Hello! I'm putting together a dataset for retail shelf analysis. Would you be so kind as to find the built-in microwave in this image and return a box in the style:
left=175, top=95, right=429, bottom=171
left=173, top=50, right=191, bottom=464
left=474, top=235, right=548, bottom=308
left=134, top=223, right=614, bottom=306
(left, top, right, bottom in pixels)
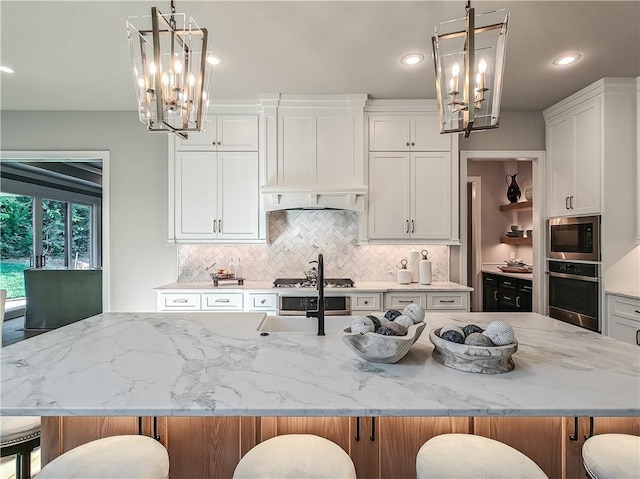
left=548, top=215, right=600, bottom=262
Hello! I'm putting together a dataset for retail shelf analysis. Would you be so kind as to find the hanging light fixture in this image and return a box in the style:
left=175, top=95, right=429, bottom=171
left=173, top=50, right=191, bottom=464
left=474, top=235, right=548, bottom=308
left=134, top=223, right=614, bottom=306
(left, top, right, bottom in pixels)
left=126, top=1, right=215, bottom=139
left=432, top=1, right=509, bottom=137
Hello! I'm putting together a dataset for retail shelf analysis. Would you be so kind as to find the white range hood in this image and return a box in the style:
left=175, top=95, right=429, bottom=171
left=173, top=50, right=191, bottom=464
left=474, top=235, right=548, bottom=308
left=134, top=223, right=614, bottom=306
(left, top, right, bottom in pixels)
left=261, top=185, right=367, bottom=212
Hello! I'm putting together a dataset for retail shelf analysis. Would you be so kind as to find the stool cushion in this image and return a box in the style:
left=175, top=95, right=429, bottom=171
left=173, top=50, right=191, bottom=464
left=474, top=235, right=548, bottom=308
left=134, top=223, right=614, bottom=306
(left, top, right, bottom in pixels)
left=1, top=416, right=41, bottom=445
left=582, top=434, right=640, bottom=479
left=36, top=435, right=169, bottom=479
left=416, top=434, right=548, bottom=479
left=233, top=434, right=356, bottom=479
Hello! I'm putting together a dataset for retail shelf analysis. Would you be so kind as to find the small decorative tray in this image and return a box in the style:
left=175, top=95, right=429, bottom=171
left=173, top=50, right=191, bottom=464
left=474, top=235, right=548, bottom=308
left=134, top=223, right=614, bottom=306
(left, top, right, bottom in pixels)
left=340, top=322, right=426, bottom=364
left=429, top=328, right=518, bottom=374
left=209, top=273, right=244, bottom=287
left=498, top=266, right=532, bottom=273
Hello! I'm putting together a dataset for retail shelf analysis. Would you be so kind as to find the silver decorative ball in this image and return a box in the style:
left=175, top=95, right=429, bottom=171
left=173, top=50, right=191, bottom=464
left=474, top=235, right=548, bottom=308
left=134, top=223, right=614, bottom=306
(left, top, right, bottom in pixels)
left=403, top=303, right=425, bottom=323
left=464, top=332, right=495, bottom=347
left=394, top=314, right=413, bottom=329
left=483, top=320, right=515, bottom=346
left=379, top=317, right=408, bottom=336
left=351, top=316, right=375, bottom=335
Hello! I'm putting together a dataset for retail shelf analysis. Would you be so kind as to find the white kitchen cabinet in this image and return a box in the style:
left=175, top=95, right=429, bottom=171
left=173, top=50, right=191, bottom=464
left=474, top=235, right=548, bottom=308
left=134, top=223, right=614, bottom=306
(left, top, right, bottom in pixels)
left=175, top=115, right=259, bottom=151
left=277, top=107, right=352, bottom=186
left=368, top=152, right=452, bottom=239
left=426, top=291, right=469, bottom=311
left=245, top=293, right=278, bottom=316
left=157, top=292, right=201, bottom=311
left=606, top=293, right=640, bottom=346
left=174, top=151, right=259, bottom=241
left=368, top=114, right=450, bottom=152
left=350, top=293, right=383, bottom=313
left=546, top=96, right=601, bottom=217
left=384, top=292, right=427, bottom=310
left=202, top=292, right=244, bottom=311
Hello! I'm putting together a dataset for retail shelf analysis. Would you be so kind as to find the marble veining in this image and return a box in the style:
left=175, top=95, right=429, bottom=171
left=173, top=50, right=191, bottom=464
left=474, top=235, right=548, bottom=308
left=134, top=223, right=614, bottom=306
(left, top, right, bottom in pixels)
left=1, top=312, right=638, bottom=417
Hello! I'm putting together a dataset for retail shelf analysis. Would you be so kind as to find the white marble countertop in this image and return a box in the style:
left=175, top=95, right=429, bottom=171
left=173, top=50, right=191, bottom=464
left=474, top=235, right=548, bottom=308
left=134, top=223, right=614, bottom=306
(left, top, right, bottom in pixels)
left=2, top=312, right=638, bottom=418
left=156, top=280, right=473, bottom=293
left=605, top=290, right=640, bottom=301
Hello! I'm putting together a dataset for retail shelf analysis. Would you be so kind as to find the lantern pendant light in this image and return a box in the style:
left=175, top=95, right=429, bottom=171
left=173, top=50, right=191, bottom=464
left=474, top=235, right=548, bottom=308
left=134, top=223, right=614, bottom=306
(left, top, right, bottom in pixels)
left=126, top=1, right=215, bottom=140
left=432, top=1, right=509, bottom=137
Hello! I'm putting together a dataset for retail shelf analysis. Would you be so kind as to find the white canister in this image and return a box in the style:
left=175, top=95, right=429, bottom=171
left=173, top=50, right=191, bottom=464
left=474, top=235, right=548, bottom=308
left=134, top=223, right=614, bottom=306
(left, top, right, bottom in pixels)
left=419, top=249, right=432, bottom=285
left=398, top=259, right=412, bottom=284
left=408, top=249, right=420, bottom=283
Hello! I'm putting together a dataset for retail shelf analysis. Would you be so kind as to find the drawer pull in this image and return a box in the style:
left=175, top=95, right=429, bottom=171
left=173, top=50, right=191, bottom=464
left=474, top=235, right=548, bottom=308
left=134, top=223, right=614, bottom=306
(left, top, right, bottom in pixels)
left=215, top=299, right=230, bottom=303
left=172, top=299, right=189, bottom=303
left=503, top=296, right=512, bottom=301
left=438, top=300, right=455, bottom=303
left=260, top=299, right=267, bottom=304
left=635, top=310, right=640, bottom=314
left=636, top=330, right=640, bottom=346
left=364, top=300, right=369, bottom=305
left=398, top=300, right=414, bottom=304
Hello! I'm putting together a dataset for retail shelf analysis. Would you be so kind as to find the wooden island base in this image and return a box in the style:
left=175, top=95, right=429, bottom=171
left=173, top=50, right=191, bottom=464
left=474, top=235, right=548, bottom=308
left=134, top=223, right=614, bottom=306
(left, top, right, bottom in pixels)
left=42, top=415, right=640, bottom=479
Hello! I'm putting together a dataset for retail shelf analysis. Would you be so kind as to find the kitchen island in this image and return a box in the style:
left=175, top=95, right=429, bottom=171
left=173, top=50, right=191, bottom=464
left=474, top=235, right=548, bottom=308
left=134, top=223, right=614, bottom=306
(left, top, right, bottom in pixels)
left=2, top=311, right=638, bottom=478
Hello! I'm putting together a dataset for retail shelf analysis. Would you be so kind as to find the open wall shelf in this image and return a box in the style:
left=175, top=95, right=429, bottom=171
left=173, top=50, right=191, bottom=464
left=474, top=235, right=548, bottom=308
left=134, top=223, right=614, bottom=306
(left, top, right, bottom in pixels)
left=499, top=200, right=533, bottom=212
left=500, top=236, right=533, bottom=245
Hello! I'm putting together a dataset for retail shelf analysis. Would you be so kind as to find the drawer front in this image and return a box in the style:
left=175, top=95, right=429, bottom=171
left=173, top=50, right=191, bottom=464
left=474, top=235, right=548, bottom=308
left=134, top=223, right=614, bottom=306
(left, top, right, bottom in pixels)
left=158, top=293, right=201, bottom=311
left=608, top=295, right=640, bottom=321
left=385, top=293, right=427, bottom=310
left=499, top=289, right=517, bottom=308
left=498, top=277, right=517, bottom=290
left=202, top=293, right=244, bottom=311
left=483, top=273, right=498, bottom=285
left=246, top=293, right=278, bottom=311
left=427, top=292, right=469, bottom=311
left=351, top=293, right=382, bottom=311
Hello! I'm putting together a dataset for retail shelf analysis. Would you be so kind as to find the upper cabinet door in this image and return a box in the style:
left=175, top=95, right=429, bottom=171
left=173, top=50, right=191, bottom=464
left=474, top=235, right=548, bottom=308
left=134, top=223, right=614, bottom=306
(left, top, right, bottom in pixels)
left=368, top=152, right=411, bottom=239
left=411, top=152, right=451, bottom=239
left=547, top=115, right=574, bottom=218
left=571, top=97, right=601, bottom=216
left=217, top=116, right=259, bottom=151
left=218, top=152, right=260, bottom=240
left=411, top=114, right=450, bottom=151
left=368, top=116, right=411, bottom=151
left=175, top=152, right=218, bottom=239
left=175, top=115, right=258, bottom=151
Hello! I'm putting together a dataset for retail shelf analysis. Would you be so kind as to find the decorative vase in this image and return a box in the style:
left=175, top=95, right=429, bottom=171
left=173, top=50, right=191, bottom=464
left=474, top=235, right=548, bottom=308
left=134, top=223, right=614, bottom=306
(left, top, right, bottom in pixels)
left=505, top=174, right=521, bottom=204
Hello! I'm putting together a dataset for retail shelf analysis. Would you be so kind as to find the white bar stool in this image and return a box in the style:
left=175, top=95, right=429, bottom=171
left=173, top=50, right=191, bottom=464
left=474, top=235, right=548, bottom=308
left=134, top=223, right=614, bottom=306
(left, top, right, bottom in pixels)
left=36, top=435, right=169, bottom=479
left=233, top=434, right=357, bottom=479
left=416, top=433, right=548, bottom=479
left=1, top=416, right=41, bottom=479
left=582, top=433, right=640, bottom=479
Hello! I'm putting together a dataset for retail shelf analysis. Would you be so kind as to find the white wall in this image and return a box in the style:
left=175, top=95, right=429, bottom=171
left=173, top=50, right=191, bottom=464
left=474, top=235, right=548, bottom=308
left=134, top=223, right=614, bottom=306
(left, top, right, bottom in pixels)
left=460, top=111, right=545, bottom=151
left=0, top=111, right=178, bottom=311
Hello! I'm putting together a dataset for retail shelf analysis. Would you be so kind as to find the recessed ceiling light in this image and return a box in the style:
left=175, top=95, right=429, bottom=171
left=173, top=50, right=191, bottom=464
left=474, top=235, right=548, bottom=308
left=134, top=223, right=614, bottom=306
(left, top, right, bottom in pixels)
left=553, top=53, right=581, bottom=66
left=207, top=54, right=224, bottom=66
left=0, top=65, right=15, bottom=74
left=401, top=53, right=425, bottom=66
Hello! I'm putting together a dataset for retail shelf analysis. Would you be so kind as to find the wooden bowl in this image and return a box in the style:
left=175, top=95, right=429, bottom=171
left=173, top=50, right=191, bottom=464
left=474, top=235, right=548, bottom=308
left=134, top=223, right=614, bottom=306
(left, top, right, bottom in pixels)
left=429, top=328, right=518, bottom=374
left=340, top=322, right=426, bottom=364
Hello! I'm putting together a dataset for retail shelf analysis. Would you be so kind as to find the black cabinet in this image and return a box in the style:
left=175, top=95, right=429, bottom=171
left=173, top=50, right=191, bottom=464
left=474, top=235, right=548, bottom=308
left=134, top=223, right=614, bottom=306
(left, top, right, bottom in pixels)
left=483, top=272, right=532, bottom=312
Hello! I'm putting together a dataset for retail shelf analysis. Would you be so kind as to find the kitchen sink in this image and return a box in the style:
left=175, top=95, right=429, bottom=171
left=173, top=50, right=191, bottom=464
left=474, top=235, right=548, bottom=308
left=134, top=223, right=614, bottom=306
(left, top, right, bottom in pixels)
left=257, top=315, right=358, bottom=334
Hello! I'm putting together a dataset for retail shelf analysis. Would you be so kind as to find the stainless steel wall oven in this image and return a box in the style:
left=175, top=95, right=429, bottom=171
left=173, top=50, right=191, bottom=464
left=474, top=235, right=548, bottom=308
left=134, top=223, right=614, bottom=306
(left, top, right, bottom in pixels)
left=547, top=260, right=600, bottom=332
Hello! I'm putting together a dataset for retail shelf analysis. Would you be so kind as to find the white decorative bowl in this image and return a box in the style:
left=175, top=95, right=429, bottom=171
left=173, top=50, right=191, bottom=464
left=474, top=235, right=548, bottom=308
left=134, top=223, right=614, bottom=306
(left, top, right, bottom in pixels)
left=429, top=328, right=518, bottom=374
left=340, top=322, right=426, bottom=363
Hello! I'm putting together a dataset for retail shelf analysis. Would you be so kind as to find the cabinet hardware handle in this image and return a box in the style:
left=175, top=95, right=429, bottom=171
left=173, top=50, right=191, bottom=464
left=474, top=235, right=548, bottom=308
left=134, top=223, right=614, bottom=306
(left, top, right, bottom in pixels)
left=354, top=417, right=360, bottom=441
left=570, top=195, right=574, bottom=209
left=218, top=219, right=222, bottom=232
left=213, top=220, right=217, bottom=233
left=516, top=296, right=521, bottom=308
left=172, top=299, right=188, bottom=303
left=569, top=416, right=579, bottom=441
left=260, top=299, right=267, bottom=304
left=503, top=296, right=512, bottom=301
left=504, top=281, right=512, bottom=286
left=635, top=310, right=640, bottom=314
left=406, top=220, right=409, bottom=233
left=215, top=299, right=230, bottom=303
left=584, top=416, right=594, bottom=440
left=364, top=301, right=369, bottom=305
left=406, top=142, right=410, bottom=147
left=411, top=142, right=415, bottom=146
left=411, top=219, right=415, bottom=233
left=439, top=300, right=455, bottom=303
left=494, top=291, right=498, bottom=301
left=369, top=417, right=376, bottom=442
left=636, top=329, right=640, bottom=346
left=565, top=196, right=570, bottom=209
left=398, top=300, right=414, bottom=303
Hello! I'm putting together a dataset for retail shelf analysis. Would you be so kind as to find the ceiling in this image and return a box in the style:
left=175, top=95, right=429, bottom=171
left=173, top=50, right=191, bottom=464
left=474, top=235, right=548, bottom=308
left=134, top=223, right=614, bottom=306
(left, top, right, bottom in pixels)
left=1, top=1, right=639, bottom=112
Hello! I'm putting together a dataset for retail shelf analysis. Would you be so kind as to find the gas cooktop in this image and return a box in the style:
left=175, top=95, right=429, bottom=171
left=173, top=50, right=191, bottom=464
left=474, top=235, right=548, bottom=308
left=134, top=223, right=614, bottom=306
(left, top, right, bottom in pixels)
left=273, top=278, right=355, bottom=288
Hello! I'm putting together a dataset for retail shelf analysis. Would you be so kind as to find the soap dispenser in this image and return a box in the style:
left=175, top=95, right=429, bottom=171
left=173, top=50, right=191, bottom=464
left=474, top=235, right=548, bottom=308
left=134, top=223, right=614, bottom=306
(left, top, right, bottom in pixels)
left=419, top=250, right=432, bottom=285
left=397, top=259, right=412, bottom=284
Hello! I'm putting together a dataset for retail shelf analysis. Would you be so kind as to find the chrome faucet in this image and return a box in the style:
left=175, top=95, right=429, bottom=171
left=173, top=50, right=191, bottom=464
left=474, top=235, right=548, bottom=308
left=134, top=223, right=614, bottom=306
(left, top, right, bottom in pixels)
left=306, top=254, right=325, bottom=336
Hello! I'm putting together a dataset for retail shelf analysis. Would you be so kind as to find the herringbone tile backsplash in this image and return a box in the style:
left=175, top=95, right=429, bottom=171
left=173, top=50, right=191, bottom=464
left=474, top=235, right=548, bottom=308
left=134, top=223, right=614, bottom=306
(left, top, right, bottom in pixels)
left=178, top=210, right=449, bottom=282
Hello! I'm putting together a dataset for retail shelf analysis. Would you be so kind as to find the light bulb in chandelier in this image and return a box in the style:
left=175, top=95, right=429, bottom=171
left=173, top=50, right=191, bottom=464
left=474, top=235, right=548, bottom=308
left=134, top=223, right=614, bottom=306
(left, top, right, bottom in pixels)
left=475, top=57, right=488, bottom=107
